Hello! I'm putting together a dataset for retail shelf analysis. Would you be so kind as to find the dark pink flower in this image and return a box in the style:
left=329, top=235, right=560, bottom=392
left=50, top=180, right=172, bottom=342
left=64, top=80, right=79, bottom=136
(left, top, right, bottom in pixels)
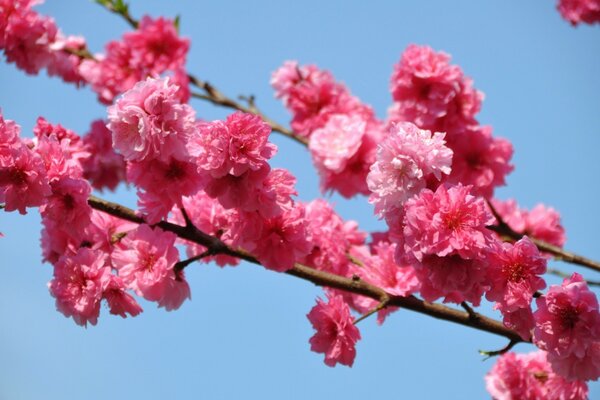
left=103, top=275, right=143, bottom=319
left=307, top=293, right=361, bottom=367
left=402, top=184, right=495, bottom=262
left=81, top=120, right=126, bottom=191
left=486, top=237, right=547, bottom=310
left=534, top=273, right=600, bottom=381
left=388, top=44, right=483, bottom=134
left=225, top=112, right=276, bottom=176
left=558, top=0, right=600, bottom=25
left=48, top=247, right=111, bottom=327
left=445, top=125, right=513, bottom=198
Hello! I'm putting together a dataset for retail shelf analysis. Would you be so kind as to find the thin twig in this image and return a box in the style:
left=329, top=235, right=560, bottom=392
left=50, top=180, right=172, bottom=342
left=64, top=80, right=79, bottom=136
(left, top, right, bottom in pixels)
left=547, top=268, right=600, bottom=287
left=174, top=250, right=213, bottom=273
left=354, top=297, right=390, bottom=325
left=479, top=339, right=518, bottom=360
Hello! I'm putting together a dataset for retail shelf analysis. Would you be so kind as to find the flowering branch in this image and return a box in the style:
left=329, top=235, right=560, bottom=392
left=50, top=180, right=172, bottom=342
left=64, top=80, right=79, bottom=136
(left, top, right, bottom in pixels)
left=486, top=200, right=600, bottom=274
left=94, top=0, right=308, bottom=146
left=87, top=195, right=524, bottom=344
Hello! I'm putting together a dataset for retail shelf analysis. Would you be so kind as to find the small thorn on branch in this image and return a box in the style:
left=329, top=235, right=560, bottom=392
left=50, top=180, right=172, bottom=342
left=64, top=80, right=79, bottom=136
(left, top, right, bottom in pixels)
left=174, top=250, right=213, bottom=273
left=354, top=296, right=390, bottom=325
left=479, top=339, right=518, bottom=360
left=179, top=206, right=194, bottom=229
left=461, top=301, right=479, bottom=321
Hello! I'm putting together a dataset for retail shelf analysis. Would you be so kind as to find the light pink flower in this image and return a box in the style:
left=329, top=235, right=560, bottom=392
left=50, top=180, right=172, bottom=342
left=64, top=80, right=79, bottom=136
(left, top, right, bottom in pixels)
left=534, top=273, right=600, bottom=380
left=307, top=293, right=361, bottom=367
left=558, top=0, right=600, bottom=25
left=107, top=77, right=196, bottom=162
left=402, top=184, right=495, bottom=262
left=310, top=114, right=366, bottom=174
left=445, top=125, right=513, bottom=198
left=47, top=34, right=86, bottom=85
left=192, top=120, right=230, bottom=176
left=111, top=224, right=190, bottom=310
left=33, top=117, right=89, bottom=165
left=48, top=247, right=111, bottom=327
left=367, top=122, right=452, bottom=217
left=81, top=120, right=126, bottom=191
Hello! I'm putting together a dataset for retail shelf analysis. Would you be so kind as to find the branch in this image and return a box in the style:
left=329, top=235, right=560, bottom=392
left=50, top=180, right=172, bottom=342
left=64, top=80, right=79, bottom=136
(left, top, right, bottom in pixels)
left=547, top=268, right=600, bottom=288
left=486, top=200, right=600, bottom=274
left=479, top=339, right=519, bottom=360
left=94, top=0, right=308, bottom=146
left=87, top=195, right=524, bottom=344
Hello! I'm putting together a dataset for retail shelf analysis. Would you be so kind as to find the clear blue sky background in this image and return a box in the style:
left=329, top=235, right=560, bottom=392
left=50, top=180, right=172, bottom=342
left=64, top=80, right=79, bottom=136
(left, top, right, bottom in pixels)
left=1, top=1, right=599, bottom=399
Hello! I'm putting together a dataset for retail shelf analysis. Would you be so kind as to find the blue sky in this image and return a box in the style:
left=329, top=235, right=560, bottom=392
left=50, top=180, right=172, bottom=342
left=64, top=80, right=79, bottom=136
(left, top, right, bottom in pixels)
left=1, top=1, right=599, bottom=399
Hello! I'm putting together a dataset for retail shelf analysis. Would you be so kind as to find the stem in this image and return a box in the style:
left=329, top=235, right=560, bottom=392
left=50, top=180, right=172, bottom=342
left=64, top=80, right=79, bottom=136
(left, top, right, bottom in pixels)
left=88, top=195, right=524, bottom=344
left=479, top=339, right=519, bottom=359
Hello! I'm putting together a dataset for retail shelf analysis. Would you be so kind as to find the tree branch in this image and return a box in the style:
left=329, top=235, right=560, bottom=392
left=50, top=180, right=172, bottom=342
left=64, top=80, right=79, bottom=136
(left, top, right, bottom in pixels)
left=87, top=195, right=524, bottom=344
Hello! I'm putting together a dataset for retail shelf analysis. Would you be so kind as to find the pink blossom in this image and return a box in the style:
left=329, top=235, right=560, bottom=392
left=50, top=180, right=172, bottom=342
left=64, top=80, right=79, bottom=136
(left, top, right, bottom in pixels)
left=107, top=77, right=197, bottom=162
left=388, top=44, right=483, bottom=134
left=85, top=210, right=137, bottom=254
left=33, top=134, right=82, bottom=182
left=33, top=117, right=89, bottom=165
left=486, top=237, right=547, bottom=310
left=402, top=184, right=496, bottom=262
left=127, top=155, right=206, bottom=223
left=79, top=16, right=189, bottom=104
left=497, top=303, right=536, bottom=341
left=0, top=143, right=50, bottom=214
left=47, top=34, right=86, bottom=85
left=225, top=112, right=277, bottom=176
left=0, top=0, right=57, bottom=74
left=485, top=350, right=588, bottom=400
left=271, top=61, right=375, bottom=137
left=558, top=0, right=600, bottom=25
left=302, top=199, right=366, bottom=276
left=192, top=120, right=230, bottom=176
left=40, top=177, right=92, bottom=236
left=309, top=114, right=366, bottom=174
left=533, top=273, right=600, bottom=380
left=124, top=16, right=189, bottom=73
left=352, top=240, right=420, bottom=298
left=81, top=119, right=126, bottom=191
left=316, top=118, right=383, bottom=198
left=416, top=253, right=489, bottom=306
left=233, top=205, right=312, bottom=272
left=445, top=125, right=513, bottom=198
left=48, top=247, right=111, bottom=327
left=111, top=224, right=190, bottom=310
left=491, top=199, right=566, bottom=249
left=174, top=192, right=240, bottom=267
left=307, top=293, right=361, bottom=367
left=103, top=275, right=143, bottom=319
left=367, top=122, right=452, bottom=217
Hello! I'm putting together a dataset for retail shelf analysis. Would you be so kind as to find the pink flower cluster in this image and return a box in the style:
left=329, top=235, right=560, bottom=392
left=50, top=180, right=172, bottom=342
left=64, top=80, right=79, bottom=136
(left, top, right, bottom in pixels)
left=387, top=45, right=513, bottom=198
left=307, top=293, right=361, bottom=367
left=80, top=15, right=189, bottom=104
left=486, top=351, right=588, bottom=400
left=558, top=0, right=600, bottom=25
left=272, top=61, right=383, bottom=198
left=0, top=0, right=85, bottom=84
left=534, top=273, right=600, bottom=381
